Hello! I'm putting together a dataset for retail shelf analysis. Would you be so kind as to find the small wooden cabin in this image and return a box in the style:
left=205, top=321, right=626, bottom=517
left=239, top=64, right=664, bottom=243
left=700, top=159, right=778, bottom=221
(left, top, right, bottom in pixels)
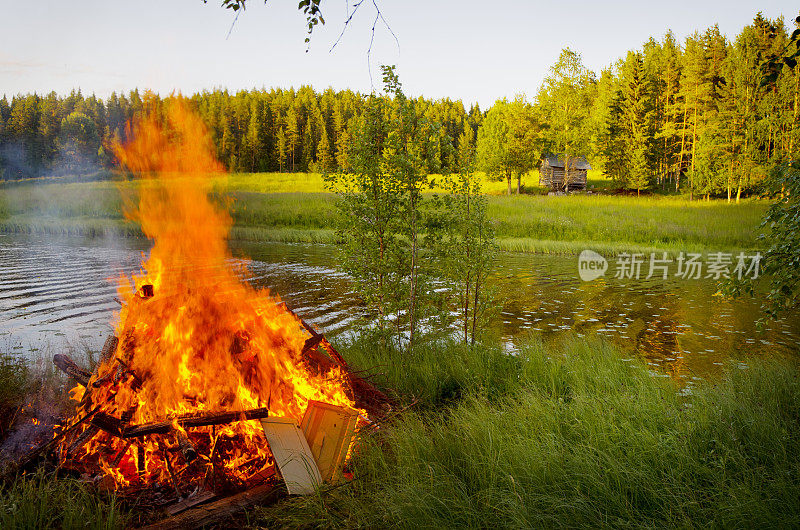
left=539, top=155, right=591, bottom=191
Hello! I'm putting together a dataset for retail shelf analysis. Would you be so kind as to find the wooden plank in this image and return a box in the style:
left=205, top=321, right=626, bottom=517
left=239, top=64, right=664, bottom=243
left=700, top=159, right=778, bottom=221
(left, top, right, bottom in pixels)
left=165, top=490, right=218, bottom=517
left=300, top=401, right=359, bottom=483
left=141, top=483, right=279, bottom=529
left=261, top=417, right=322, bottom=495
left=122, top=407, right=271, bottom=438
left=52, top=354, right=91, bottom=387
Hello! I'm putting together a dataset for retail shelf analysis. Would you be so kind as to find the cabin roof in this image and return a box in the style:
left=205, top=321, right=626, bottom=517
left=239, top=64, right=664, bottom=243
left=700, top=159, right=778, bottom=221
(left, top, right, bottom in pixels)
left=541, top=155, right=591, bottom=170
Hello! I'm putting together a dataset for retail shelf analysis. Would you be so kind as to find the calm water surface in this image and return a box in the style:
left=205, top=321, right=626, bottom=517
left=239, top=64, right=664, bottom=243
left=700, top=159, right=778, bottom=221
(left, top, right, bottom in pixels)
left=1, top=233, right=797, bottom=383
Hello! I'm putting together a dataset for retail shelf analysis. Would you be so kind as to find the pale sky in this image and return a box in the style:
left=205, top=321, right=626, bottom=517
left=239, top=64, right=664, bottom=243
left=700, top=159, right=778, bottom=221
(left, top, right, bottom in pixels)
left=1, top=0, right=797, bottom=109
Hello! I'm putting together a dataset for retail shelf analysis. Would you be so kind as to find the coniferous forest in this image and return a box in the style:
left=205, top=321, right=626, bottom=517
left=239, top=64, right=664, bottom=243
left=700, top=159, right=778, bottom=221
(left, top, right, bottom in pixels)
left=1, top=12, right=798, bottom=202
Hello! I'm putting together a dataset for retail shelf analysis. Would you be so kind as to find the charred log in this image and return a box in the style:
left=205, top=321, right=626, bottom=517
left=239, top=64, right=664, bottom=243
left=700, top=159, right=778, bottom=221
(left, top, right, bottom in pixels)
left=140, top=284, right=154, bottom=298
left=66, top=425, right=100, bottom=456
left=52, top=354, right=91, bottom=387
left=100, top=335, right=119, bottom=363
left=142, top=483, right=279, bottom=530
left=165, top=490, right=217, bottom=517
left=301, top=334, right=324, bottom=355
left=137, top=444, right=146, bottom=480
left=122, top=407, right=271, bottom=439
left=159, top=441, right=182, bottom=499
left=283, top=302, right=395, bottom=416
left=175, top=429, right=198, bottom=463
left=90, top=411, right=123, bottom=436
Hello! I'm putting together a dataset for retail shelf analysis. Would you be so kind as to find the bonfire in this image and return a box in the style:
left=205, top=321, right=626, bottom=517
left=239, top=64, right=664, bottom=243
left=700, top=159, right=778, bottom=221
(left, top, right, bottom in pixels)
left=7, top=99, right=391, bottom=524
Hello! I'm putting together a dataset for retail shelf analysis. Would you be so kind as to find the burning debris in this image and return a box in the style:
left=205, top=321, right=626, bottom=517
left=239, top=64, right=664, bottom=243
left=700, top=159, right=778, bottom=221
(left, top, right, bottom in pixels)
left=3, top=99, right=393, bottom=525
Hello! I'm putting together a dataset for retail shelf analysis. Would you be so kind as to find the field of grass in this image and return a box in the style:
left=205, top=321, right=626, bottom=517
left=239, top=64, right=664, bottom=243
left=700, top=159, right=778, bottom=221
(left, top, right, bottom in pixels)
left=0, top=172, right=767, bottom=255
left=212, top=169, right=610, bottom=195
left=0, top=471, right=126, bottom=529
left=264, top=335, right=800, bottom=527
left=488, top=193, right=765, bottom=253
left=1, top=336, right=798, bottom=528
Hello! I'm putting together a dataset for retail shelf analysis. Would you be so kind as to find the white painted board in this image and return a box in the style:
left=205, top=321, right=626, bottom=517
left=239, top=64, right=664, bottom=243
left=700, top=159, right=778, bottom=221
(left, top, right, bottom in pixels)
left=260, top=417, right=323, bottom=495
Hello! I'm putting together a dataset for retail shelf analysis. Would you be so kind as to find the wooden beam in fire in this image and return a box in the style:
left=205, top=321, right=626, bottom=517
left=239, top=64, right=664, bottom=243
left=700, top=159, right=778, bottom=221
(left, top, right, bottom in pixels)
left=121, top=407, right=271, bottom=439
left=279, top=301, right=396, bottom=417
left=54, top=341, right=124, bottom=456
left=52, top=354, right=91, bottom=387
left=53, top=334, right=120, bottom=390
left=174, top=428, right=198, bottom=463
left=279, top=301, right=349, bottom=371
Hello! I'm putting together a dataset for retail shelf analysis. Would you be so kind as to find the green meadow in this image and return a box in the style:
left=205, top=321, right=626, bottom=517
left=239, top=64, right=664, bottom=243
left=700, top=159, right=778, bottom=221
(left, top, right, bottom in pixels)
left=2, top=336, right=798, bottom=528
left=0, top=171, right=767, bottom=255
left=258, top=336, right=800, bottom=528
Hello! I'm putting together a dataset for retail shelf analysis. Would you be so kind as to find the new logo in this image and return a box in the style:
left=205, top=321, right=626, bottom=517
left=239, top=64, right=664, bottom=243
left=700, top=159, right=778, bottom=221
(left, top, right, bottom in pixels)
left=578, top=250, right=608, bottom=281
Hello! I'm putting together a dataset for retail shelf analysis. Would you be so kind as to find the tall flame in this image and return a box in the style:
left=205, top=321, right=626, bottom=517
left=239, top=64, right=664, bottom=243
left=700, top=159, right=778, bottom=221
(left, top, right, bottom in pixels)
left=63, top=97, right=357, bottom=491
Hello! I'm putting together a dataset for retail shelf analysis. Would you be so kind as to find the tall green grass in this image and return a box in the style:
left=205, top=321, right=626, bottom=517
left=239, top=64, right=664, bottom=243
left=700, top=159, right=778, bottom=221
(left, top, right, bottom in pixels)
left=257, top=336, right=800, bottom=528
left=487, top=194, right=766, bottom=253
left=0, top=173, right=767, bottom=254
left=0, top=471, right=126, bottom=529
left=227, top=191, right=337, bottom=230
left=0, top=354, right=29, bottom=439
left=1, top=337, right=797, bottom=527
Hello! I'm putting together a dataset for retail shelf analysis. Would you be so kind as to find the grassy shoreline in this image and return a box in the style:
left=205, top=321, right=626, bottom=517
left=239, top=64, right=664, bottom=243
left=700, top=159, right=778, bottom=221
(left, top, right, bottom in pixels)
left=0, top=172, right=768, bottom=256
left=0, top=219, right=757, bottom=257
left=263, top=336, right=800, bottom=528
left=2, top=336, right=798, bottom=528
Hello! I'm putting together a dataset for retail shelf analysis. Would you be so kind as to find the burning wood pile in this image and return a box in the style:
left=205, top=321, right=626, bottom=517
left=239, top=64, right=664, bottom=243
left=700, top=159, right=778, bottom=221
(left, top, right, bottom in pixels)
left=4, top=99, right=393, bottom=526
left=42, top=301, right=388, bottom=520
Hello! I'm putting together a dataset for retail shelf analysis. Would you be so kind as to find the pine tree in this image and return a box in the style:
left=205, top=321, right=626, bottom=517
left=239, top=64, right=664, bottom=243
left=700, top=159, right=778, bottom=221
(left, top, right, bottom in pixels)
left=244, top=99, right=265, bottom=172
left=316, top=125, right=333, bottom=172
left=276, top=126, right=287, bottom=173
left=602, top=75, right=630, bottom=186
left=301, top=122, right=314, bottom=171
left=679, top=33, right=711, bottom=199
left=286, top=107, right=300, bottom=171
left=335, top=124, right=351, bottom=171
left=620, top=52, right=654, bottom=195
left=715, top=16, right=772, bottom=202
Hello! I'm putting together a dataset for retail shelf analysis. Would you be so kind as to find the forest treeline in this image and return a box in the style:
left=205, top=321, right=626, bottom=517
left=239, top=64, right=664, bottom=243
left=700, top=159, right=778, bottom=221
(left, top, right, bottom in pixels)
left=0, top=84, right=482, bottom=178
left=0, top=13, right=797, bottom=199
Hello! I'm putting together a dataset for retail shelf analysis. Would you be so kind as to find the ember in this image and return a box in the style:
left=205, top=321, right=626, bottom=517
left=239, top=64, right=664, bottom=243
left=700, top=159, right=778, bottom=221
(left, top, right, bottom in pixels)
left=32, top=98, right=391, bottom=506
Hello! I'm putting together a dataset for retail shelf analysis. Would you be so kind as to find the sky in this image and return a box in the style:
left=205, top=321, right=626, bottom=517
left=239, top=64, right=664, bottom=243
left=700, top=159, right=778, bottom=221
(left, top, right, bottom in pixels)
left=1, top=0, right=798, bottom=109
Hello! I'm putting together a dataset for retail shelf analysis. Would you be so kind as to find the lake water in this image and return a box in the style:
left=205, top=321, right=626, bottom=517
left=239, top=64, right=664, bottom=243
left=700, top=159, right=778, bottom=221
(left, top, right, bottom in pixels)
left=1, top=233, right=797, bottom=384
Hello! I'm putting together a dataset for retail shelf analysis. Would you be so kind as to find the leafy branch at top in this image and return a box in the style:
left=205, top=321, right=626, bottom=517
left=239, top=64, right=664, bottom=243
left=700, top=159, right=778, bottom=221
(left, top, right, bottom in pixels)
left=204, top=0, right=394, bottom=57
left=204, top=0, right=325, bottom=48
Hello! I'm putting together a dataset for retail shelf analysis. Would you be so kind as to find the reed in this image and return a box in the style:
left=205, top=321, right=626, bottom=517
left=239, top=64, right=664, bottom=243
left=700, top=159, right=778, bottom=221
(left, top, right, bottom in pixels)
left=259, top=335, right=800, bottom=528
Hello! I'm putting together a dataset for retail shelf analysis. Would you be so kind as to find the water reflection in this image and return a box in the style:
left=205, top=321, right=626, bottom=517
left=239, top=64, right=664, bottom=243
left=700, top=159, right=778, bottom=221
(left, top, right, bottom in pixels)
left=490, top=253, right=799, bottom=378
left=0, top=233, right=797, bottom=379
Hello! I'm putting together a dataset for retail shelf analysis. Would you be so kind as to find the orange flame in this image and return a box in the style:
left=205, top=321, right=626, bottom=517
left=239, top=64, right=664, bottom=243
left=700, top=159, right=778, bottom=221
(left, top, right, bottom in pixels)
left=63, top=97, right=358, bottom=491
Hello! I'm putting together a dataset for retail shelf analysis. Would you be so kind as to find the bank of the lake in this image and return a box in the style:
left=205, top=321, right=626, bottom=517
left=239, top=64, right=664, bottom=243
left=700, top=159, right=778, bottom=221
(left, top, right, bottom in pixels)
left=257, top=336, right=800, bottom=528
left=0, top=172, right=767, bottom=256
left=2, top=336, right=799, bottom=528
